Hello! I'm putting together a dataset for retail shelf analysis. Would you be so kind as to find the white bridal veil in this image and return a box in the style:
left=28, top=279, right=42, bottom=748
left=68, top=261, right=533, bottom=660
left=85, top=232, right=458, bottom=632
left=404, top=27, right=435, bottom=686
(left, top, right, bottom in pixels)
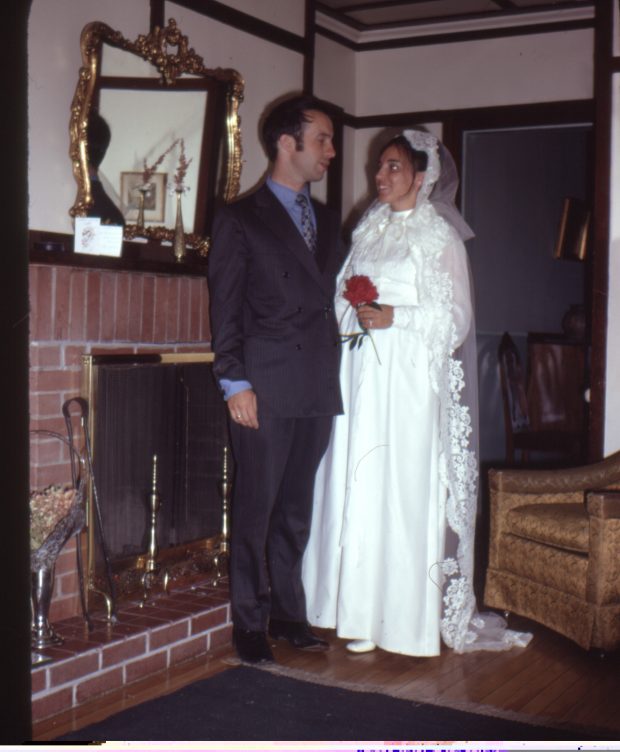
left=402, top=129, right=531, bottom=652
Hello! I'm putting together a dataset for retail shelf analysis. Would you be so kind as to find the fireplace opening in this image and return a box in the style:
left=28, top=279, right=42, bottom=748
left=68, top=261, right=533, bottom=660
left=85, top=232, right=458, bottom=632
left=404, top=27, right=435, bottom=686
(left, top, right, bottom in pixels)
left=81, top=353, right=230, bottom=606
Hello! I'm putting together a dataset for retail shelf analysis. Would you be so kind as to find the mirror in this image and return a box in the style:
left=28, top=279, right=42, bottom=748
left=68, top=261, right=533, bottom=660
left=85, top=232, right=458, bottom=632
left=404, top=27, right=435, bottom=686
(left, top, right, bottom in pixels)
left=69, top=19, right=244, bottom=256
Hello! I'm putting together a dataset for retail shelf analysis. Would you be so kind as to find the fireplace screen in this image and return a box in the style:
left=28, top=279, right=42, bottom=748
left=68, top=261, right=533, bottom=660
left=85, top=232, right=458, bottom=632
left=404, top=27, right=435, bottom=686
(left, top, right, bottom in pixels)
left=81, top=353, right=229, bottom=603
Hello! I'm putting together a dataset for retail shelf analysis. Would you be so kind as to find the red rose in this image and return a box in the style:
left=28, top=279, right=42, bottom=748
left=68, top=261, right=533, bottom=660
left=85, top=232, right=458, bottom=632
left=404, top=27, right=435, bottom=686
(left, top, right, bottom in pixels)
left=343, top=275, right=379, bottom=308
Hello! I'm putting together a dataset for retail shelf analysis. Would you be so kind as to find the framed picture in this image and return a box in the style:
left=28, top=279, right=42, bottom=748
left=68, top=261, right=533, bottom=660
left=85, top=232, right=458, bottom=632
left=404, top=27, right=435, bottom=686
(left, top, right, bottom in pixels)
left=120, top=171, right=167, bottom=223
left=553, top=197, right=590, bottom=262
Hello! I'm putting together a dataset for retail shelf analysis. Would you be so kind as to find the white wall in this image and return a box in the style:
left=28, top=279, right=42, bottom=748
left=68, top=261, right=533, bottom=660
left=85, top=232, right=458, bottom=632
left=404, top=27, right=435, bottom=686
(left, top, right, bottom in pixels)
left=207, top=0, right=305, bottom=35
left=355, top=29, right=593, bottom=116
left=314, top=34, right=356, bottom=114
left=604, top=1, right=620, bottom=455
left=28, top=0, right=150, bottom=234
left=605, top=76, right=620, bottom=455
left=28, top=0, right=306, bottom=234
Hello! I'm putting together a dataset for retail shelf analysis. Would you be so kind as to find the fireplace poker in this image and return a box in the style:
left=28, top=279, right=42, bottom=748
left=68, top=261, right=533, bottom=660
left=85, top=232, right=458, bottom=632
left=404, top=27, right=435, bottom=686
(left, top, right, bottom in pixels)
left=60, top=403, right=91, bottom=630
left=62, top=397, right=117, bottom=621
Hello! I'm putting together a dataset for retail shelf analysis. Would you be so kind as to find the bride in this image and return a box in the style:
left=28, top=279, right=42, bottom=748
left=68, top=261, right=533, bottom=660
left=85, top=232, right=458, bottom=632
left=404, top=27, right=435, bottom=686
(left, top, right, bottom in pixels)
left=302, top=129, right=531, bottom=656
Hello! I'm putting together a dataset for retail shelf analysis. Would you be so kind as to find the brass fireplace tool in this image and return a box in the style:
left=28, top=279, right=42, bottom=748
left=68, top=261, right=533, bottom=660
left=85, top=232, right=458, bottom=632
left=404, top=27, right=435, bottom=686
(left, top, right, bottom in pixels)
left=210, top=444, right=231, bottom=585
left=139, top=454, right=169, bottom=606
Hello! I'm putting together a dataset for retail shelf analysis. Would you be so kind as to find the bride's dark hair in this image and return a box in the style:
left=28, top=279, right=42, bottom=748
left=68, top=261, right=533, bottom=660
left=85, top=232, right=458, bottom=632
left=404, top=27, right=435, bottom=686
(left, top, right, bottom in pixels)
left=380, top=135, right=428, bottom=173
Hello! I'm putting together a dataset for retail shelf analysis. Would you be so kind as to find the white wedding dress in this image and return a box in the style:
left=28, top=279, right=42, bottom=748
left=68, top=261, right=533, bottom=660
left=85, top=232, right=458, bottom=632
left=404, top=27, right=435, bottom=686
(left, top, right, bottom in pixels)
left=303, top=199, right=531, bottom=656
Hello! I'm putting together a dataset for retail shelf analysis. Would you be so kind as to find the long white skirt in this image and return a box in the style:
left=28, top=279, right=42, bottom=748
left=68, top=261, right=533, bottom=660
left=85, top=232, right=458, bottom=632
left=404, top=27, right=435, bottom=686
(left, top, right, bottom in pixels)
left=302, top=306, right=447, bottom=656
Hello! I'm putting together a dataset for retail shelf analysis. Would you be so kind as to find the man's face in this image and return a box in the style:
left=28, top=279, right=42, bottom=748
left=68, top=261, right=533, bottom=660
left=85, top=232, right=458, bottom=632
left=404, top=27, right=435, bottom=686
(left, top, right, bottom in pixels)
left=289, top=109, right=336, bottom=184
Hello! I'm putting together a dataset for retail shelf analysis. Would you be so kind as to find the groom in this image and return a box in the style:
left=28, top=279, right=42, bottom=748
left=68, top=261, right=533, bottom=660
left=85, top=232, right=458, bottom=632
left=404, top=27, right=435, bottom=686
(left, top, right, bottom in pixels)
left=208, top=95, right=345, bottom=663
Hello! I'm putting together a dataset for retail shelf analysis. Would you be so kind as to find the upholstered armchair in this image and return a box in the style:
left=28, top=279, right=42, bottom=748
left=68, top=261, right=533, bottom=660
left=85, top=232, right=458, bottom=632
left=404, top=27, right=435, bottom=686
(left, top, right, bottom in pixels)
left=484, top=451, right=620, bottom=651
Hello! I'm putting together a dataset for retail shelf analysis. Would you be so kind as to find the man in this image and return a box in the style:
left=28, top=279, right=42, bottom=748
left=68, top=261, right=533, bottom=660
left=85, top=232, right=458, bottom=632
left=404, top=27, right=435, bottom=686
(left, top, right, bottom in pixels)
left=208, top=95, right=345, bottom=663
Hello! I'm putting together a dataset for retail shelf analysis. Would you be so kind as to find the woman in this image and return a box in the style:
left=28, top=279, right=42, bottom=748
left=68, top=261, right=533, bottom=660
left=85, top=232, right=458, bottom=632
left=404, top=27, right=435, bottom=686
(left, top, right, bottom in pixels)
left=302, top=130, right=530, bottom=656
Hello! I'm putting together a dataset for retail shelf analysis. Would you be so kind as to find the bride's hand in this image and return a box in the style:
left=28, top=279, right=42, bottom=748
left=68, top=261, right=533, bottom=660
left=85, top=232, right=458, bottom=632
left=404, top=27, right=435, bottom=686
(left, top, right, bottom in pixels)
left=357, top=303, right=394, bottom=330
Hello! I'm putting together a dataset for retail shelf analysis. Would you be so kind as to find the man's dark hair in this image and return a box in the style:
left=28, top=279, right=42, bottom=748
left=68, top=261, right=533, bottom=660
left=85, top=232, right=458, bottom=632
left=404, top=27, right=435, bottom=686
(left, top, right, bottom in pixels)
left=380, top=134, right=428, bottom=174
left=261, top=95, right=328, bottom=162
left=87, top=111, right=112, bottom=169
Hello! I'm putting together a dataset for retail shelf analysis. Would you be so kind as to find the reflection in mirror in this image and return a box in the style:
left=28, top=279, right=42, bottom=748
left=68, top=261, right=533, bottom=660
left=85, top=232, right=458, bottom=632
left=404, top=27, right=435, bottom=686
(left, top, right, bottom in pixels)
left=69, top=19, right=244, bottom=257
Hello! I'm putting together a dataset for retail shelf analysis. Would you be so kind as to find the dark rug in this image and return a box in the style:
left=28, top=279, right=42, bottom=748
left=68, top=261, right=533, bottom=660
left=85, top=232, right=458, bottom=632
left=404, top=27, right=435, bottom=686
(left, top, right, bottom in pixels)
left=57, top=665, right=607, bottom=742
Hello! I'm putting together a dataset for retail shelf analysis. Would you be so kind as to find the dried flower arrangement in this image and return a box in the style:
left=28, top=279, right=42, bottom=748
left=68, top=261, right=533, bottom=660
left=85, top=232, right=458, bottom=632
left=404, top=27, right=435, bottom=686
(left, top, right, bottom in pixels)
left=141, top=139, right=180, bottom=187
left=30, top=484, right=76, bottom=550
left=172, top=138, right=193, bottom=194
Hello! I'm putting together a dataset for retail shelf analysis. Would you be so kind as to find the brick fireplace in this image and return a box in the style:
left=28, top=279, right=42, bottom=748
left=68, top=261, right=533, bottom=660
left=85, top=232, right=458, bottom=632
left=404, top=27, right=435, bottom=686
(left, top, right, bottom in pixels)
left=28, top=255, right=233, bottom=722
left=29, top=259, right=212, bottom=622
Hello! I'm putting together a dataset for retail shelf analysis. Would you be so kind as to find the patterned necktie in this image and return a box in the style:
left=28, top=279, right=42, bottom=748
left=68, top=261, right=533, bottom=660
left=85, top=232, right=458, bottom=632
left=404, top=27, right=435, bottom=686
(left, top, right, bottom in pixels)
left=296, top=193, right=317, bottom=253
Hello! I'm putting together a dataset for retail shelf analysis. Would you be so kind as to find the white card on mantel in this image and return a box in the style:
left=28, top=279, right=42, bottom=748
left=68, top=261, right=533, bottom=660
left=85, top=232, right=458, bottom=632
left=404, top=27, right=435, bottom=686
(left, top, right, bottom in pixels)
left=74, top=217, right=123, bottom=257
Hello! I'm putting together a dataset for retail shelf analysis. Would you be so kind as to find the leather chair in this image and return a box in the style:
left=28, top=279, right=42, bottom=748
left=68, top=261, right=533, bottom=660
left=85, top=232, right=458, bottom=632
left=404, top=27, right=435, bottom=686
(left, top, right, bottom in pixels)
left=498, top=332, right=583, bottom=464
left=484, top=451, right=620, bottom=651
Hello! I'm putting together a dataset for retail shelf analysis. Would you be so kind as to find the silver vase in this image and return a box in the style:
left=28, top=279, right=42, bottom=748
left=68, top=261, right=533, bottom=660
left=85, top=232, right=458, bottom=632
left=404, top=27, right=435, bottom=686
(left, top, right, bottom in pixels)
left=31, top=565, right=63, bottom=649
left=136, top=186, right=148, bottom=229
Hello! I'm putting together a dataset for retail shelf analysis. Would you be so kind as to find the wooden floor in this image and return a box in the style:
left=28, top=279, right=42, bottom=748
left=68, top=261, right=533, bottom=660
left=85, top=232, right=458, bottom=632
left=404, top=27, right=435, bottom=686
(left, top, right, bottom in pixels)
left=33, top=614, right=620, bottom=742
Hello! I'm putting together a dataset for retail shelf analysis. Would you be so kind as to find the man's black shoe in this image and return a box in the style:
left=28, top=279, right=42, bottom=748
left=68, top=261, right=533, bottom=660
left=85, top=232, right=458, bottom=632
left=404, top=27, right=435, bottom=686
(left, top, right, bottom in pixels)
left=268, top=619, right=329, bottom=651
left=232, top=627, right=274, bottom=663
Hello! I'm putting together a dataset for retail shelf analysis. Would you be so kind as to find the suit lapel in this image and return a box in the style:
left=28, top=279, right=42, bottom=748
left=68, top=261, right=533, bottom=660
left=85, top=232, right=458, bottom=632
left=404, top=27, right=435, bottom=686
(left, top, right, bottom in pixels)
left=313, top=201, right=332, bottom=274
left=252, top=185, right=328, bottom=289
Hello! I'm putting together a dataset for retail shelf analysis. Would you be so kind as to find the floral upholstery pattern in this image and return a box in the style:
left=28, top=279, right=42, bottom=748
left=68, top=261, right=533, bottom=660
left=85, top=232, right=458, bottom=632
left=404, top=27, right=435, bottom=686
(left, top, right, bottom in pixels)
left=506, top=503, right=589, bottom=553
left=484, top=451, right=620, bottom=651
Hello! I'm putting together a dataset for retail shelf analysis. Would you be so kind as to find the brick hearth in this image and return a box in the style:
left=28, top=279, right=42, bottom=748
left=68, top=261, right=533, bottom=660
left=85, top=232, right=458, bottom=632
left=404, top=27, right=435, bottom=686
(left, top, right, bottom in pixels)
left=31, top=578, right=231, bottom=723
left=28, top=258, right=227, bottom=724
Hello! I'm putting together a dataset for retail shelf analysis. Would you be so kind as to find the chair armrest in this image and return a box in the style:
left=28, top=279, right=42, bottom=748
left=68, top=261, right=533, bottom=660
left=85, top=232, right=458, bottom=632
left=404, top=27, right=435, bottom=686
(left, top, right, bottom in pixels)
left=489, top=450, right=620, bottom=495
left=586, top=490, right=620, bottom=519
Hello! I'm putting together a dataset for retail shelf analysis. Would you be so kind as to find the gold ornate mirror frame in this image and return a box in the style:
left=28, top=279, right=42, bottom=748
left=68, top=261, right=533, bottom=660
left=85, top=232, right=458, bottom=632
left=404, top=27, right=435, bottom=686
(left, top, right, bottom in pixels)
left=69, top=18, right=244, bottom=255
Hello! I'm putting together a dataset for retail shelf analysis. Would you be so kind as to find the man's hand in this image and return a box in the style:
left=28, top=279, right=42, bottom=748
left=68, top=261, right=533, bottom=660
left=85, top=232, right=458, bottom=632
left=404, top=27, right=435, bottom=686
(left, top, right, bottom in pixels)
left=228, top=389, right=259, bottom=429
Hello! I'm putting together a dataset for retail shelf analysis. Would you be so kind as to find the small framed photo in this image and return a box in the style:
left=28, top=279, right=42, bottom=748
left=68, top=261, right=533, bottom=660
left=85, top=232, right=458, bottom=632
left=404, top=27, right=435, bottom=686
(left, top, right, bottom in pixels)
left=121, top=171, right=167, bottom=223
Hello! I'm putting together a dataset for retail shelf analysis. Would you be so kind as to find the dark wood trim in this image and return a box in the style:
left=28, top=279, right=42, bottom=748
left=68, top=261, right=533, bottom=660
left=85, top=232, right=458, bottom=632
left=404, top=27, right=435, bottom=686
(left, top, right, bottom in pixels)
left=330, top=0, right=431, bottom=11
left=29, top=231, right=208, bottom=277
left=304, top=0, right=316, bottom=94
left=316, top=17, right=592, bottom=51
left=168, top=0, right=305, bottom=54
left=150, top=0, right=165, bottom=31
left=5, top=0, right=32, bottom=740
left=587, top=0, right=613, bottom=460
left=349, top=99, right=594, bottom=132
left=329, top=0, right=436, bottom=13
left=98, top=76, right=214, bottom=91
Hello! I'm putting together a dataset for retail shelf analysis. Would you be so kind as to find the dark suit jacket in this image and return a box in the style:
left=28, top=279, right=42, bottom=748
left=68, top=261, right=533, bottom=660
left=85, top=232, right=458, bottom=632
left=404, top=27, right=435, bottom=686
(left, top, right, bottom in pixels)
left=208, top=183, right=345, bottom=418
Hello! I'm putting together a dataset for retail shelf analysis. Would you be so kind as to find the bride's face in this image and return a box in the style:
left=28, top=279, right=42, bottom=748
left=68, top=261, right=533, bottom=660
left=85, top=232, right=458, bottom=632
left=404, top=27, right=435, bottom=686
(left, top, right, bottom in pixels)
left=375, top=144, right=423, bottom=211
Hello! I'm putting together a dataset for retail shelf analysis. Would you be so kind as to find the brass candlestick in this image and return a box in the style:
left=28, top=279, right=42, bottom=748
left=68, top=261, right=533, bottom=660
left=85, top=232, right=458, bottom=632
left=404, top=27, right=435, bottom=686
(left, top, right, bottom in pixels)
left=140, top=454, right=169, bottom=606
left=211, top=444, right=231, bottom=585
